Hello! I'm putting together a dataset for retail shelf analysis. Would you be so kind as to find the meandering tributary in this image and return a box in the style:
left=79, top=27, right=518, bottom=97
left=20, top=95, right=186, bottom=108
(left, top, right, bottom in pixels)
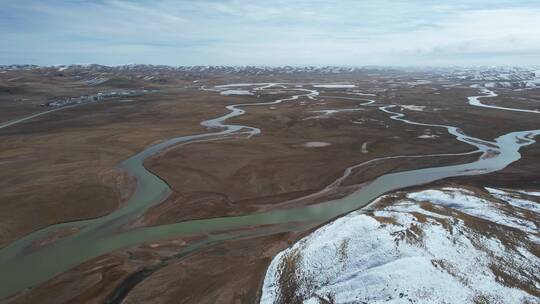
left=0, top=84, right=538, bottom=299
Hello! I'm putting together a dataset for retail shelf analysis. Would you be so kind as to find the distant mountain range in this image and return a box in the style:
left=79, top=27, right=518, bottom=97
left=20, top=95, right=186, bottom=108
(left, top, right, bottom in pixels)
left=2, top=64, right=539, bottom=89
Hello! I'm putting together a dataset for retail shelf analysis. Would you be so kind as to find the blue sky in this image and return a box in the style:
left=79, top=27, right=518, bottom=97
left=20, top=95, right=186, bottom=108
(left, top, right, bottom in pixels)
left=1, top=0, right=540, bottom=66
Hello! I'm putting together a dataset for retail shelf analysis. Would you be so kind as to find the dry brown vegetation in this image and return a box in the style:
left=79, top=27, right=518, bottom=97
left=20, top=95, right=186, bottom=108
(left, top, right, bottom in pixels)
left=1, top=67, right=539, bottom=303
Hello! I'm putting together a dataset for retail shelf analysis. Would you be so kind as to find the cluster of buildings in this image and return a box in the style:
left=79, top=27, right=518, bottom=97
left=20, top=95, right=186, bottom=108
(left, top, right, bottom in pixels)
left=41, top=90, right=150, bottom=107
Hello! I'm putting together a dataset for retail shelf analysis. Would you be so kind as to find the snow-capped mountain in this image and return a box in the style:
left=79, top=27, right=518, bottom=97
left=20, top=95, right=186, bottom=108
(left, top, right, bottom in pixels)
left=442, top=66, right=540, bottom=89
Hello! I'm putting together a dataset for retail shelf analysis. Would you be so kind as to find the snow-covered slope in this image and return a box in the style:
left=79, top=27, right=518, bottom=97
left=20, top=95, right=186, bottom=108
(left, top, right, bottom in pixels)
left=260, top=187, right=539, bottom=304
left=444, top=66, right=540, bottom=89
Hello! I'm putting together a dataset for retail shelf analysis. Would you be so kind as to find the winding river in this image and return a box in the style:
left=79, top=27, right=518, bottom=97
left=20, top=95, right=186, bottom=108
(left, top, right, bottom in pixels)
left=469, top=88, right=540, bottom=114
left=0, top=84, right=538, bottom=299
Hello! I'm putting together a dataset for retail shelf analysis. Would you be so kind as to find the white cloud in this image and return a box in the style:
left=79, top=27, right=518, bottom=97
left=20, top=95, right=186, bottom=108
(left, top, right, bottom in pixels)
left=1, top=1, right=539, bottom=65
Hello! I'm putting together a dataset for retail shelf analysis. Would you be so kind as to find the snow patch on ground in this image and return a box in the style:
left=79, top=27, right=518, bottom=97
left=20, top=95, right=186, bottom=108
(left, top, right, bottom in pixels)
left=313, top=84, right=356, bottom=88
left=304, top=108, right=363, bottom=120
left=220, top=90, right=254, bottom=96
left=400, top=105, right=425, bottom=111
left=486, top=187, right=540, bottom=214
left=215, top=83, right=283, bottom=88
left=361, top=142, right=369, bottom=154
left=84, top=77, right=109, bottom=86
left=517, top=190, right=540, bottom=197
left=303, top=141, right=331, bottom=148
left=407, top=189, right=537, bottom=233
left=261, top=187, right=539, bottom=304
left=406, top=80, right=432, bottom=86
left=348, top=91, right=376, bottom=96
left=418, top=134, right=438, bottom=139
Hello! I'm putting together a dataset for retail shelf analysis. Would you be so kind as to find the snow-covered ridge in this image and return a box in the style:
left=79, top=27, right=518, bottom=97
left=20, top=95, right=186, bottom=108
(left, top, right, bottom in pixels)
left=261, top=187, right=539, bottom=304
left=2, top=65, right=539, bottom=90
left=444, top=66, right=540, bottom=89
left=0, top=64, right=393, bottom=75
left=2, top=65, right=538, bottom=79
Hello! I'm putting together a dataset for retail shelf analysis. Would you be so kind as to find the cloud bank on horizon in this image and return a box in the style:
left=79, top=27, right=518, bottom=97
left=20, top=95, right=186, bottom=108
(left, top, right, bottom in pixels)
left=1, top=0, right=540, bottom=66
